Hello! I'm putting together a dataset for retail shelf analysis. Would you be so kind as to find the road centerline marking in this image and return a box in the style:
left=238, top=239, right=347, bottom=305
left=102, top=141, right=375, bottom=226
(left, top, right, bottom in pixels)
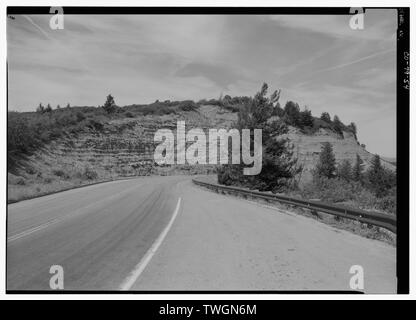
left=7, top=218, right=61, bottom=242
left=120, top=197, right=182, bottom=290
left=7, top=182, right=148, bottom=243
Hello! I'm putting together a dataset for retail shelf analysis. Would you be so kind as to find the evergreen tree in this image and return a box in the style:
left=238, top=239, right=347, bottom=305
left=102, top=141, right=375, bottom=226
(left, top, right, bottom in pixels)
left=299, top=107, right=314, bottom=127
left=45, top=104, right=52, bottom=112
left=333, top=115, right=343, bottom=134
left=367, top=154, right=394, bottom=197
left=272, top=104, right=285, bottom=117
left=320, top=112, right=331, bottom=123
left=349, top=122, right=357, bottom=137
left=315, top=142, right=337, bottom=179
left=223, top=95, right=232, bottom=105
left=237, top=83, right=278, bottom=127
left=103, top=94, right=117, bottom=114
left=352, top=154, right=364, bottom=182
left=369, top=154, right=382, bottom=174
left=337, top=159, right=352, bottom=181
left=36, top=103, right=44, bottom=113
left=283, top=101, right=301, bottom=126
left=218, top=83, right=300, bottom=192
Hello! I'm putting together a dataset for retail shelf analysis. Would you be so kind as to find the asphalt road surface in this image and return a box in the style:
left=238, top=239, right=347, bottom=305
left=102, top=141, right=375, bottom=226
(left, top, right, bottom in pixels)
left=7, top=176, right=396, bottom=293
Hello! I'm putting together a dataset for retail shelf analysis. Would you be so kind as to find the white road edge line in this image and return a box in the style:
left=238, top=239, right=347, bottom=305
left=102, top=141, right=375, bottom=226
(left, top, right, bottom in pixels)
left=119, top=197, right=182, bottom=290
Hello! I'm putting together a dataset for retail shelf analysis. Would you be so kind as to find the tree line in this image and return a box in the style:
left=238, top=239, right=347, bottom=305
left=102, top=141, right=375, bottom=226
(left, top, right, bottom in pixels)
left=216, top=83, right=396, bottom=214
left=314, top=142, right=396, bottom=198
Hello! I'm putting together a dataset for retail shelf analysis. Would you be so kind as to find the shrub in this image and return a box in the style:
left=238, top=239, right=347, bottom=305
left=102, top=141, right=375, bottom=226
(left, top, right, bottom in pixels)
left=26, top=167, right=36, bottom=174
left=52, top=169, right=69, bottom=179
left=87, top=118, right=104, bottom=130
left=8, top=112, right=37, bottom=154
left=16, top=177, right=26, bottom=185
left=178, top=100, right=197, bottom=111
left=315, top=142, right=337, bottom=179
left=206, top=99, right=223, bottom=106
left=374, top=187, right=396, bottom=214
left=333, top=115, right=344, bottom=134
left=83, top=167, right=98, bottom=180
left=349, top=122, right=357, bottom=137
left=283, top=101, right=301, bottom=126
left=365, top=155, right=396, bottom=197
left=102, top=94, right=117, bottom=114
left=76, top=111, right=86, bottom=122
left=300, top=171, right=396, bottom=215
left=352, top=154, right=364, bottom=182
left=8, top=174, right=26, bottom=185
left=320, top=112, right=331, bottom=123
left=36, top=103, right=45, bottom=113
left=337, top=159, right=352, bottom=181
left=312, top=118, right=331, bottom=131
left=56, top=112, right=77, bottom=126
left=43, top=177, right=53, bottom=184
left=299, top=107, right=314, bottom=128
left=302, top=176, right=362, bottom=203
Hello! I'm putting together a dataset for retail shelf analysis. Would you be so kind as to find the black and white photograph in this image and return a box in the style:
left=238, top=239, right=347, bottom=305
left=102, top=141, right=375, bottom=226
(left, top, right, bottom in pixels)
left=4, top=5, right=409, bottom=298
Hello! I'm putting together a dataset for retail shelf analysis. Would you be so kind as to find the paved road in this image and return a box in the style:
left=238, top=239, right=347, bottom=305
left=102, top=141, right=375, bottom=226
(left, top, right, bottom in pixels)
left=7, top=176, right=396, bottom=292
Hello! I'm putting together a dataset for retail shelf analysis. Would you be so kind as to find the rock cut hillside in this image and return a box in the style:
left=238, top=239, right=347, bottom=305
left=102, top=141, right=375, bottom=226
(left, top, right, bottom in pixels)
left=282, top=127, right=395, bottom=184
left=9, top=104, right=394, bottom=189
left=11, top=105, right=237, bottom=181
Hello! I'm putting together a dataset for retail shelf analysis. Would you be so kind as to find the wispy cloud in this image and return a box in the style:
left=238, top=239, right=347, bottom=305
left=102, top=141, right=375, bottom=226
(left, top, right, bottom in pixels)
left=7, top=11, right=397, bottom=156
left=22, top=15, right=52, bottom=40
left=269, top=9, right=396, bottom=41
left=309, top=48, right=395, bottom=75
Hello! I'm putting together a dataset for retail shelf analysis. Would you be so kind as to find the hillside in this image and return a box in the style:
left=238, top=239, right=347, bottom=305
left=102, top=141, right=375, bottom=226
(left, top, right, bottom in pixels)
left=7, top=102, right=394, bottom=202
left=284, top=127, right=395, bottom=184
left=7, top=105, right=232, bottom=202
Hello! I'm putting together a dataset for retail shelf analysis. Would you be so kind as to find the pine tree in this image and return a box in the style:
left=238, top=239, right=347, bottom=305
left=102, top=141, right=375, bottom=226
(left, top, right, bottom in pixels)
left=223, top=95, right=232, bottom=105
left=315, top=142, right=337, bottom=179
left=337, top=159, right=352, bottom=181
left=349, top=122, right=357, bottom=137
left=272, top=104, right=285, bottom=117
left=299, top=107, right=314, bottom=127
left=218, top=83, right=300, bottom=192
left=352, top=154, right=364, bottom=182
left=367, top=154, right=392, bottom=197
left=320, top=112, right=331, bottom=123
left=36, top=103, right=44, bottom=113
left=103, top=94, right=117, bottom=114
left=45, top=104, right=52, bottom=112
left=333, top=115, right=343, bottom=134
left=368, top=155, right=382, bottom=178
left=283, top=101, right=301, bottom=126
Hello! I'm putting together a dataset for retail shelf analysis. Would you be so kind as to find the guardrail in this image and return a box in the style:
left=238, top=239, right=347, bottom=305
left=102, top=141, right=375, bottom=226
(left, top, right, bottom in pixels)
left=192, top=179, right=396, bottom=233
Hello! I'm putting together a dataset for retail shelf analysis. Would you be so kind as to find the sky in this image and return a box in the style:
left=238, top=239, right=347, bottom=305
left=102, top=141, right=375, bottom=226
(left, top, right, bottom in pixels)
left=7, top=10, right=397, bottom=157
